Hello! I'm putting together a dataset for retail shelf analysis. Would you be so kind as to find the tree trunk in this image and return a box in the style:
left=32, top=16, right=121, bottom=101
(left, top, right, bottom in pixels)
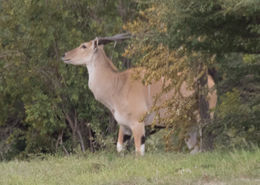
left=64, top=111, right=86, bottom=153
left=197, top=66, right=211, bottom=152
left=185, top=63, right=212, bottom=153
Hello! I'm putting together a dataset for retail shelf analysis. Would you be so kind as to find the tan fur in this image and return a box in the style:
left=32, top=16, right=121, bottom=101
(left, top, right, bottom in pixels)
left=62, top=40, right=217, bottom=155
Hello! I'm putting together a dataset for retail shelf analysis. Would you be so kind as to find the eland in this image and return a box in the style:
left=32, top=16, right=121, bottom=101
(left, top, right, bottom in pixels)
left=62, top=33, right=217, bottom=155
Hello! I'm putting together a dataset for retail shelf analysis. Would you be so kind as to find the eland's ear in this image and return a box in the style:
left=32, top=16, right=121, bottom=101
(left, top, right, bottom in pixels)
left=92, top=39, right=98, bottom=51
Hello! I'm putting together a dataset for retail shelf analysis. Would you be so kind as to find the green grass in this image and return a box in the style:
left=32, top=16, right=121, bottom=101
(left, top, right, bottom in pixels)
left=0, top=149, right=259, bottom=185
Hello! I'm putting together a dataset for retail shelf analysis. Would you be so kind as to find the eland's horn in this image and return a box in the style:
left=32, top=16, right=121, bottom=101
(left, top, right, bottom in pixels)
left=96, top=33, right=132, bottom=45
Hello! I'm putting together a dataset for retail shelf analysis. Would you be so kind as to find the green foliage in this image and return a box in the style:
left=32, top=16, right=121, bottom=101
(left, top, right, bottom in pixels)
left=210, top=52, right=260, bottom=148
left=0, top=0, right=137, bottom=160
left=165, top=0, right=260, bottom=54
left=213, top=89, right=259, bottom=148
left=124, top=0, right=260, bottom=150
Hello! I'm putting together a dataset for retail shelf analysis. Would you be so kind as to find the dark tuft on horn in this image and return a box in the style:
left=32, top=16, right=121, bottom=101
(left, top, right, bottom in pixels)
left=96, top=33, right=132, bottom=45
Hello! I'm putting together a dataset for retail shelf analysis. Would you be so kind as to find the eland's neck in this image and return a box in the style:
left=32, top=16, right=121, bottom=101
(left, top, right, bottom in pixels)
left=86, top=49, right=118, bottom=110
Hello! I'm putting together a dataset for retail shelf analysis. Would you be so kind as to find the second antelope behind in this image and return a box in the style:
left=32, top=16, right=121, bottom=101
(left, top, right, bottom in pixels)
left=62, top=33, right=217, bottom=156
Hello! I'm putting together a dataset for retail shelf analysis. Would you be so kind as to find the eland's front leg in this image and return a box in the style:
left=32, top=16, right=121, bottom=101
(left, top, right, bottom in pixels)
left=131, top=122, right=145, bottom=156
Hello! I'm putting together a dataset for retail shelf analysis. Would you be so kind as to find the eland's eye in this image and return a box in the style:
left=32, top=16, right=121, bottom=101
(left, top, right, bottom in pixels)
left=81, top=45, right=87, bottom=49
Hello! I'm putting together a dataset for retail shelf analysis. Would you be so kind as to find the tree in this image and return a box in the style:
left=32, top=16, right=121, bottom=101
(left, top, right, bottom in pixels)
left=1, top=0, right=258, bottom=159
left=0, top=0, right=139, bottom=159
left=124, top=0, right=260, bottom=151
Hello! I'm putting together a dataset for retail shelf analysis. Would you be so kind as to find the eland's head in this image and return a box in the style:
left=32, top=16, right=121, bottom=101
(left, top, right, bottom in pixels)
left=62, top=33, right=132, bottom=66
left=62, top=41, right=97, bottom=65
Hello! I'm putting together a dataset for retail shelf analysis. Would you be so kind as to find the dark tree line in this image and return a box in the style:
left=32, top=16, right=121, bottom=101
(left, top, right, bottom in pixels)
left=0, top=0, right=259, bottom=160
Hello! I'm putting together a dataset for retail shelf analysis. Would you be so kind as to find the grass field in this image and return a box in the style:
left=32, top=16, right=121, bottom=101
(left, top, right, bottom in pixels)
left=0, top=149, right=259, bottom=185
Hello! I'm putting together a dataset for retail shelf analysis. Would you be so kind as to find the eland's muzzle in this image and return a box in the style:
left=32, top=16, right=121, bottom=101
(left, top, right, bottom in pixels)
left=61, top=53, right=71, bottom=63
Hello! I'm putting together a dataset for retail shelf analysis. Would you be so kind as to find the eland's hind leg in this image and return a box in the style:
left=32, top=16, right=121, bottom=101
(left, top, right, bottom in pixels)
left=117, top=125, right=131, bottom=153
